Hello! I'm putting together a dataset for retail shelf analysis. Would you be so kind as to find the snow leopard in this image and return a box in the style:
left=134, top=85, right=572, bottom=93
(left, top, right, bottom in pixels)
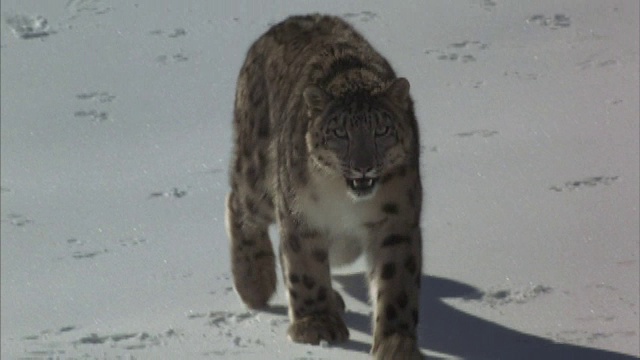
left=226, top=14, right=423, bottom=359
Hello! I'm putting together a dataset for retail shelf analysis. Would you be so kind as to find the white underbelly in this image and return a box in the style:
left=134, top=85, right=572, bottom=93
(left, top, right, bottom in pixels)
left=295, top=174, right=378, bottom=266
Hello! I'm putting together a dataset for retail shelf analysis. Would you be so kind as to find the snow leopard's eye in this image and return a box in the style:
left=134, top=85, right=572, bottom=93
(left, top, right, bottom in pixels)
left=333, top=128, right=348, bottom=138
left=374, top=125, right=391, bottom=137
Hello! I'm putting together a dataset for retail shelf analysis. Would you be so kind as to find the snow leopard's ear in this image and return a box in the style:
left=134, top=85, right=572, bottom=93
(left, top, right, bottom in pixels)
left=385, top=77, right=410, bottom=110
left=303, top=86, right=329, bottom=116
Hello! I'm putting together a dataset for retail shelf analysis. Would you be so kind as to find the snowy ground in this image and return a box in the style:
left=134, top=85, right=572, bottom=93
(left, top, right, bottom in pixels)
left=1, top=1, right=638, bottom=359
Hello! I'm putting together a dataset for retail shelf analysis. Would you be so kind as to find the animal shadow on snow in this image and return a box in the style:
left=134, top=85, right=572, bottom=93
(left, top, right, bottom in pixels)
left=332, top=273, right=637, bottom=360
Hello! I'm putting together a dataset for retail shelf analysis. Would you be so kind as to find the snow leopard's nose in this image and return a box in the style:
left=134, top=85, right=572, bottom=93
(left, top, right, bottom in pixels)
left=349, top=166, right=375, bottom=178
left=348, top=127, right=376, bottom=173
left=349, top=147, right=375, bottom=178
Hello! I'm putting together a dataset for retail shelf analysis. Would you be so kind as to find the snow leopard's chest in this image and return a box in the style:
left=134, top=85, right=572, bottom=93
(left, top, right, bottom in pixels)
left=293, top=173, right=388, bottom=265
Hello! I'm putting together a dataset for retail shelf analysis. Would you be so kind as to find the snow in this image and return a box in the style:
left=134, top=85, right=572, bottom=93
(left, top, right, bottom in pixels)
left=1, top=1, right=638, bottom=359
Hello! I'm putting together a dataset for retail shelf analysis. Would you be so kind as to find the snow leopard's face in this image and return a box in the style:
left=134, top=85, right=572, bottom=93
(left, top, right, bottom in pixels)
left=304, top=78, right=413, bottom=200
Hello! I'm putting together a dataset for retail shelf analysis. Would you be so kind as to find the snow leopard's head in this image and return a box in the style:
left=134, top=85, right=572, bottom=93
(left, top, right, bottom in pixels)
left=304, top=78, right=415, bottom=200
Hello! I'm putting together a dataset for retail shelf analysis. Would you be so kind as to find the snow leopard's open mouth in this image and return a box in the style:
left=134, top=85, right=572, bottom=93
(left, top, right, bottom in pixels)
left=346, top=176, right=379, bottom=199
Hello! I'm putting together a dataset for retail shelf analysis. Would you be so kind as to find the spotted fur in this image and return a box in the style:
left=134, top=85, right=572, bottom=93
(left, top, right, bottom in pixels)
left=226, top=14, right=423, bottom=359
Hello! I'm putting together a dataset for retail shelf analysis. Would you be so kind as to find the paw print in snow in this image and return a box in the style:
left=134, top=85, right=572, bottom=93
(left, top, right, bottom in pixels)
left=5, top=14, right=53, bottom=39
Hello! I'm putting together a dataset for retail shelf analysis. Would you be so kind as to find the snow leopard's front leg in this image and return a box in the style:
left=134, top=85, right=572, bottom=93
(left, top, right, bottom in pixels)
left=368, top=224, right=423, bottom=360
left=278, top=215, right=349, bottom=345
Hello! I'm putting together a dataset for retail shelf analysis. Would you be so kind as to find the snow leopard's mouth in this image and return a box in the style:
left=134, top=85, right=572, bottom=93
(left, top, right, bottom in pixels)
left=346, top=176, right=379, bottom=199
